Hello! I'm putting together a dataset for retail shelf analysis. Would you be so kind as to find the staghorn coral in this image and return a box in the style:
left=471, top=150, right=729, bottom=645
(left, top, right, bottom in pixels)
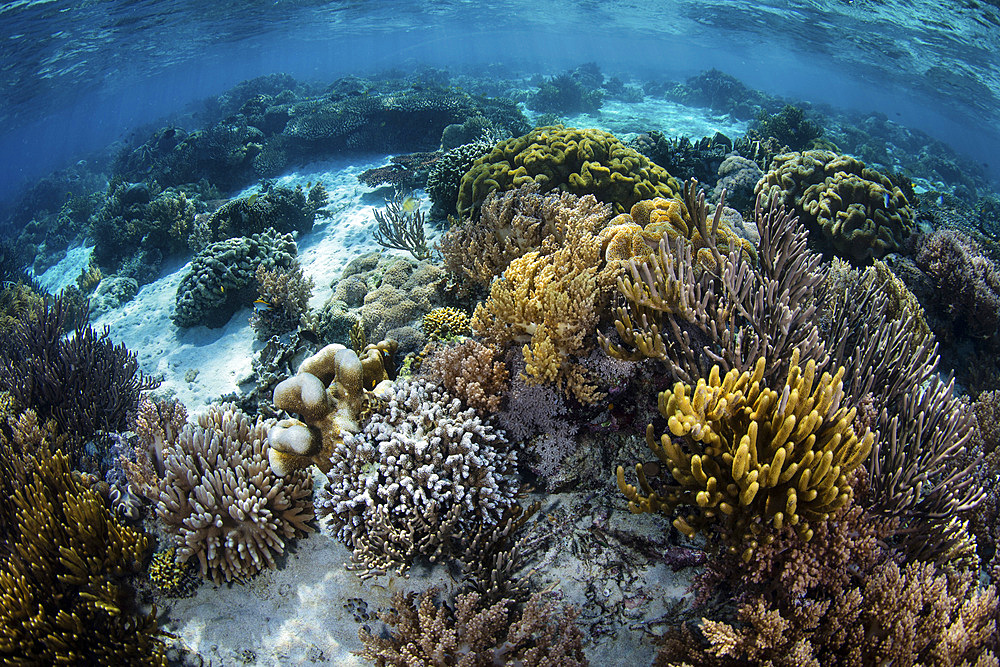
left=457, top=125, right=681, bottom=217
left=268, top=340, right=396, bottom=477
left=423, top=338, right=508, bottom=413
left=156, top=403, right=314, bottom=584
left=359, top=589, right=587, bottom=666
left=754, top=149, right=914, bottom=262
left=618, top=350, right=874, bottom=560
left=316, top=379, right=520, bottom=578
left=250, top=261, right=315, bottom=340
left=0, top=448, right=165, bottom=665
left=421, top=306, right=472, bottom=341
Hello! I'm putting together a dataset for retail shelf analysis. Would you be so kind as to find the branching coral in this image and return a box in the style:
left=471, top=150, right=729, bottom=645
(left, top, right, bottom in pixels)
left=156, top=403, right=314, bottom=584
left=250, top=261, right=315, bottom=340
left=457, top=125, right=681, bottom=217
left=316, top=379, right=520, bottom=578
left=0, top=448, right=165, bottom=664
left=618, top=350, right=873, bottom=560
left=423, top=339, right=509, bottom=413
left=268, top=340, right=396, bottom=477
left=602, top=185, right=827, bottom=387
left=372, top=190, right=431, bottom=260
left=471, top=191, right=618, bottom=403
left=0, top=295, right=157, bottom=449
left=421, top=306, right=472, bottom=341
left=359, top=588, right=587, bottom=666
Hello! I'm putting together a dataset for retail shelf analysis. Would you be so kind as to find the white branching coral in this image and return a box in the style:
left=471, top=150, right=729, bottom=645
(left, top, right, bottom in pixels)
left=317, top=379, right=520, bottom=578
left=156, top=403, right=314, bottom=584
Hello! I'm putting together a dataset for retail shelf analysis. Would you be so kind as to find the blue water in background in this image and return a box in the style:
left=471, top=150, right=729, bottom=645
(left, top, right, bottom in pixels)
left=1, top=0, right=999, bottom=209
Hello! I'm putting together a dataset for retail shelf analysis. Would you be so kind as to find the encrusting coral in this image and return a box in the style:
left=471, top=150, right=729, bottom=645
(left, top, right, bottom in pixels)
left=316, top=379, right=520, bottom=578
left=754, top=149, right=914, bottom=262
left=0, top=445, right=165, bottom=665
left=618, top=350, right=874, bottom=560
left=156, top=403, right=314, bottom=584
left=457, top=125, right=681, bottom=217
left=268, top=340, right=397, bottom=477
left=359, top=588, right=587, bottom=666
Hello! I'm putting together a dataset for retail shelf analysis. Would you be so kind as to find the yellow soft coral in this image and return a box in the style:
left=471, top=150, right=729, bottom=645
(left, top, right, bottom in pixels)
left=618, top=350, right=874, bottom=560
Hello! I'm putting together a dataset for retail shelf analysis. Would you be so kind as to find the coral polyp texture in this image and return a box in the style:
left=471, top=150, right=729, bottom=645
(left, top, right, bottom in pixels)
left=755, top=149, right=914, bottom=262
left=268, top=340, right=397, bottom=477
left=156, top=403, right=314, bottom=584
left=456, top=125, right=681, bottom=217
left=618, top=350, right=874, bottom=561
left=316, top=379, right=519, bottom=578
left=0, top=447, right=165, bottom=665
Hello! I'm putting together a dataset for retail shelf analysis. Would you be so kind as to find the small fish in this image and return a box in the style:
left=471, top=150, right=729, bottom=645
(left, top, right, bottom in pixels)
left=401, top=196, right=419, bottom=214
left=306, top=181, right=312, bottom=188
left=253, top=298, right=272, bottom=312
left=937, top=195, right=945, bottom=206
left=220, top=285, right=225, bottom=294
left=883, top=192, right=891, bottom=208
left=247, top=193, right=259, bottom=206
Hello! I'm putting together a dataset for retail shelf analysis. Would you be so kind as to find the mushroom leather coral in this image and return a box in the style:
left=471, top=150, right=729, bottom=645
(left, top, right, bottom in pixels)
left=268, top=340, right=396, bottom=476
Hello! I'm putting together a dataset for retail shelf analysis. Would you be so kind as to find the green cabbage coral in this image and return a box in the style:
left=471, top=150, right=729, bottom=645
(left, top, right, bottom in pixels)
left=457, top=125, right=681, bottom=217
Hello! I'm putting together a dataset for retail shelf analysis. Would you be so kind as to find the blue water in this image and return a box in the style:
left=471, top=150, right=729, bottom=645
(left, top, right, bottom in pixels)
left=2, top=0, right=1000, bottom=212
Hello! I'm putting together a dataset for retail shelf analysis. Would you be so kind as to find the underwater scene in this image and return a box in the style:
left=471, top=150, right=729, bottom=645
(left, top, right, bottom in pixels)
left=2, top=0, right=1000, bottom=664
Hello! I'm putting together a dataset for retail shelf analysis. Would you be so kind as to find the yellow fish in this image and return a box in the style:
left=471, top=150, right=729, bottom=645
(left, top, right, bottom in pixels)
left=401, top=196, right=419, bottom=214
left=247, top=193, right=259, bottom=205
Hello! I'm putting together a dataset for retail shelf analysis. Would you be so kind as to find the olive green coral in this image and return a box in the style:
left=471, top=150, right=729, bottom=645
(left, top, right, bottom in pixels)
left=456, top=125, right=681, bottom=217
left=0, top=448, right=165, bottom=665
left=754, top=149, right=914, bottom=262
left=618, top=350, right=874, bottom=561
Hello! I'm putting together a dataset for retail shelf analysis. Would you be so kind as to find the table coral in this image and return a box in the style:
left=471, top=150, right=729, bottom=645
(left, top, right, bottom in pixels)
left=268, top=340, right=396, bottom=477
left=755, top=149, right=914, bottom=262
left=618, top=350, right=874, bottom=561
left=156, top=403, right=314, bottom=584
left=456, top=125, right=681, bottom=217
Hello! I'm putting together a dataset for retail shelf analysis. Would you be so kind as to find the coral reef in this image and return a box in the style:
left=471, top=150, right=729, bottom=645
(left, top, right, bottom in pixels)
left=530, top=72, right=604, bottom=114
left=372, top=190, right=431, bottom=260
left=0, top=295, right=157, bottom=448
left=268, top=341, right=396, bottom=477
left=316, top=379, right=519, bottom=578
left=456, top=125, right=681, bottom=217
left=751, top=104, right=825, bottom=152
left=712, top=154, right=763, bottom=211
left=173, top=227, right=298, bottom=328
left=423, top=338, right=508, bottom=413
left=148, top=548, right=200, bottom=599
left=156, top=403, right=314, bottom=584
left=421, top=306, right=472, bottom=341
left=426, top=136, right=496, bottom=219
left=359, top=589, right=587, bottom=666
left=471, top=190, right=618, bottom=403
left=0, top=447, right=165, bottom=664
left=250, top=261, right=315, bottom=340
left=627, top=132, right=732, bottom=186
left=619, top=350, right=873, bottom=560
left=755, top=149, right=915, bottom=261
left=199, top=182, right=328, bottom=248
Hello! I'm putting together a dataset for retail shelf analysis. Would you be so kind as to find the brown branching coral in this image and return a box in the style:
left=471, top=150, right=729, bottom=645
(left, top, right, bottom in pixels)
left=373, top=190, right=431, bottom=260
left=471, top=191, right=618, bottom=404
left=423, top=339, right=509, bottom=413
left=251, top=260, right=315, bottom=340
left=156, top=403, right=314, bottom=584
left=603, top=185, right=827, bottom=387
left=0, top=448, right=165, bottom=665
left=618, top=350, right=874, bottom=561
left=359, top=588, right=587, bottom=666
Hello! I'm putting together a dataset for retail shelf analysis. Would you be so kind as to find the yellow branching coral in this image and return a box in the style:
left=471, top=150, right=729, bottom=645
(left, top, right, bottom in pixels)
left=472, top=197, right=610, bottom=404
left=0, top=448, right=165, bottom=665
left=618, top=350, right=874, bottom=560
left=422, top=306, right=472, bottom=340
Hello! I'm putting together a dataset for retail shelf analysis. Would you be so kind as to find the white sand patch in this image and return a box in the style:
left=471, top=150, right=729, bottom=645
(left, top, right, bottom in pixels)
left=33, top=242, right=94, bottom=294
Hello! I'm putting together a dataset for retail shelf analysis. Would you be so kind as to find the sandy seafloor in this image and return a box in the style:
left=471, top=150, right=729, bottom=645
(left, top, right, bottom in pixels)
left=32, top=101, right=746, bottom=665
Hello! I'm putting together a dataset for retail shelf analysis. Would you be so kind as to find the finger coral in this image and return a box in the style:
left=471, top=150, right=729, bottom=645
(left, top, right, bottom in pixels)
left=268, top=340, right=396, bottom=477
left=316, top=379, right=520, bottom=578
left=457, top=125, right=681, bottom=217
left=618, top=350, right=874, bottom=560
left=359, top=588, right=587, bottom=667
left=156, top=403, right=314, bottom=584
left=0, top=447, right=165, bottom=665
left=755, top=149, right=914, bottom=262
left=423, top=338, right=508, bottom=413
